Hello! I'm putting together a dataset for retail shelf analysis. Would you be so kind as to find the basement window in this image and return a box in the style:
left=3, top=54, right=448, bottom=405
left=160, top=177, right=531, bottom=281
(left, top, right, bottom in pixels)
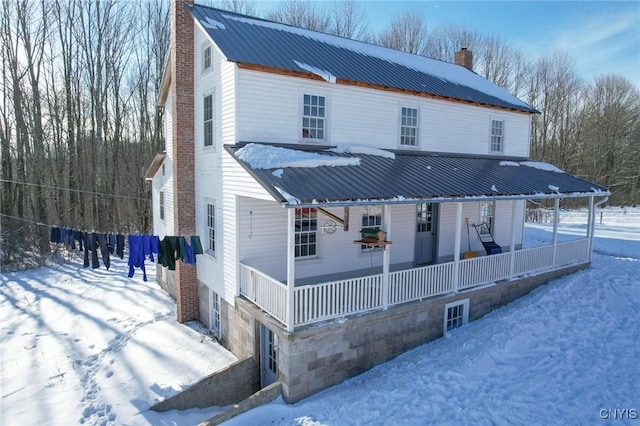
left=444, top=299, right=469, bottom=333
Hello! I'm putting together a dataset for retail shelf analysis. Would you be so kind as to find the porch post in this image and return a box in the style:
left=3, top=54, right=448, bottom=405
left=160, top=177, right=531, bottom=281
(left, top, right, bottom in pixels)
left=552, top=198, right=560, bottom=266
left=382, top=204, right=391, bottom=310
left=509, top=199, right=518, bottom=277
left=453, top=202, right=462, bottom=293
left=587, top=196, right=594, bottom=261
left=286, top=208, right=295, bottom=332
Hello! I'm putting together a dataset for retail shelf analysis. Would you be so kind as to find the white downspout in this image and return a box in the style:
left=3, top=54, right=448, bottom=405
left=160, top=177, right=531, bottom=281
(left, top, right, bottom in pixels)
left=589, top=196, right=609, bottom=262
left=286, top=208, right=295, bottom=332
left=453, top=202, right=462, bottom=293
left=552, top=198, right=560, bottom=266
left=382, top=205, right=391, bottom=310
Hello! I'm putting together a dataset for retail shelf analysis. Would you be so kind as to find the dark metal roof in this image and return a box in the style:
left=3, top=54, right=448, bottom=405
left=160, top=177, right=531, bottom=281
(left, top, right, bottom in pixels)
left=187, top=4, right=538, bottom=114
left=225, top=143, right=609, bottom=207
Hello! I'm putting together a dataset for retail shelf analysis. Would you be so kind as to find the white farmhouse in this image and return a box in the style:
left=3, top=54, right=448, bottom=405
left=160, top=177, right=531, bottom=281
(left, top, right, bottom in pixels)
left=146, top=1, right=609, bottom=404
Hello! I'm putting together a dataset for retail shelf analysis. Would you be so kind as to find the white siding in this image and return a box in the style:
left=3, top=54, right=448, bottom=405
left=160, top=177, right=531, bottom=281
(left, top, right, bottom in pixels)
left=153, top=92, right=175, bottom=238
left=438, top=200, right=525, bottom=258
left=236, top=69, right=531, bottom=157
left=238, top=200, right=416, bottom=282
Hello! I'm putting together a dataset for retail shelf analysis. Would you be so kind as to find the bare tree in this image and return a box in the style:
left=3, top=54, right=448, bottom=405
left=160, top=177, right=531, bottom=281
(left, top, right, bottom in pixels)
left=328, top=0, right=368, bottom=40
left=377, top=10, right=428, bottom=55
left=578, top=74, right=640, bottom=204
left=267, top=0, right=329, bottom=32
left=423, top=24, right=481, bottom=61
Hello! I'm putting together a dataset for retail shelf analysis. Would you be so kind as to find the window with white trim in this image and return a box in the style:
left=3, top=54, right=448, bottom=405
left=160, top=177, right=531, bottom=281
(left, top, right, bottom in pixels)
left=295, top=208, right=317, bottom=258
left=211, top=289, right=220, bottom=336
left=361, top=205, right=382, bottom=250
left=400, top=107, right=419, bottom=146
left=207, top=202, right=216, bottom=255
left=204, top=94, right=213, bottom=147
left=444, top=299, right=469, bottom=332
left=203, top=45, right=212, bottom=72
left=490, top=119, right=504, bottom=152
left=479, top=201, right=495, bottom=235
left=159, top=191, right=165, bottom=221
left=302, top=94, right=325, bottom=140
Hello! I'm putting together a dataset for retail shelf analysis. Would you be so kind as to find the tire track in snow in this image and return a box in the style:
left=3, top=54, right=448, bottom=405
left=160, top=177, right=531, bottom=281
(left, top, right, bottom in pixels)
left=76, top=312, right=174, bottom=426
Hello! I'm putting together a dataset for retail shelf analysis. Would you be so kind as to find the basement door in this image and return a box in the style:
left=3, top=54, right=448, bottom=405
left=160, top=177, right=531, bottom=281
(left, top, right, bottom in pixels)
left=260, top=324, right=278, bottom=388
left=415, top=203, right=436, bottom=265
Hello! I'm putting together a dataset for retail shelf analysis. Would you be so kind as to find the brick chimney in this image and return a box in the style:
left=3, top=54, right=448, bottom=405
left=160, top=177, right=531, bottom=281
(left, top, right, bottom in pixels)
left=170, top=0, right=199, bottom=323
left=455, top=47, right=473, bottom=71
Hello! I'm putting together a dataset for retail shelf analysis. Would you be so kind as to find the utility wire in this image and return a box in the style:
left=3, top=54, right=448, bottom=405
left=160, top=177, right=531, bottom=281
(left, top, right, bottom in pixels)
left=0, top=178, right=150, bottom=202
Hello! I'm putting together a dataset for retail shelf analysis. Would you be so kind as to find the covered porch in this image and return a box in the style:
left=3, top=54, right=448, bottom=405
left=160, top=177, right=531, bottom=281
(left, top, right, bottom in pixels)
left=239, top=197, right=604, bottom=332
left=226, top=143, right=610, bottom=332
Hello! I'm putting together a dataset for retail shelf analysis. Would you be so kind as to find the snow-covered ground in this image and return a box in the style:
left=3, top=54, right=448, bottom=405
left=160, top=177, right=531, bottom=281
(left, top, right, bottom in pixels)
left=1, top=206, right=638, bottom=425
left=1, top=258, right=235, bottom=425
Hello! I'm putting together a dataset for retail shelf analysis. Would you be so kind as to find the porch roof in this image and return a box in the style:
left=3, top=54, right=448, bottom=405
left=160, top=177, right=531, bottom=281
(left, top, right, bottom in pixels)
left=225, top=143, right=609, bottom=207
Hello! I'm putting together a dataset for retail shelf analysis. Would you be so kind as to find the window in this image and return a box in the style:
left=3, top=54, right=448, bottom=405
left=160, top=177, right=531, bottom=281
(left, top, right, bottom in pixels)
left=400, top=107, right=419, bottom=146
left=207, top=202, right=216, bottom=254
left=479, top=201, right=495, bottom=235
left=417, top=203, right=432, bottom=232
left=490, top=119, right=504, bottom=152
left=203, top=45, right=212, bottom=71
left=295, top=208, right=317, bottom=258
left=444, top=299, right=469, bottom=332
left=204, top=94, right=213, bottom=147
left=211, top=290, right=220, bottom=335
left=361, top=205, right=382, bottom=250
left=302, top=94, right=325, bottom=140
left=159, top=191, right=165, bottom=221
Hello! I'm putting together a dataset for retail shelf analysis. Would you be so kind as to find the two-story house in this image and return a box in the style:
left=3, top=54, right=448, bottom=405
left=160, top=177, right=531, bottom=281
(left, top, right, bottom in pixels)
left=147, top=1, right=609, bottom=403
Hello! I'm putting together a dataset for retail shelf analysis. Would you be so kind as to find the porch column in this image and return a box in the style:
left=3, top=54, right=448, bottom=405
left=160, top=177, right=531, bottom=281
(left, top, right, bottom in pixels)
left=552, top=198, right=559, bottom=266
left=453, top=202, right=462, bottom=293
left=286, top=208, right=295, bottom=332
left=382, top=205, right=391, bottom=310
left=509, top=199, right=518, bottom=277
left=587, top=196, right=594, bottom=261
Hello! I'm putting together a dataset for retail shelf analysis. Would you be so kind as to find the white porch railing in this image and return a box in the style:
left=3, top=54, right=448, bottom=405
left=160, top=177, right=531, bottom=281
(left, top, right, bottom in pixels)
left=239, top=263, right=288, bottom=325
left=239, top=238, right=590, bottom=329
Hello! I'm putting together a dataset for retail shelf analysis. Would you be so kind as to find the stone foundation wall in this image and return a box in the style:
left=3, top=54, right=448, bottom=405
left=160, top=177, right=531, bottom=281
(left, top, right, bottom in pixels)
left=269, top=262, right=589, bottom=403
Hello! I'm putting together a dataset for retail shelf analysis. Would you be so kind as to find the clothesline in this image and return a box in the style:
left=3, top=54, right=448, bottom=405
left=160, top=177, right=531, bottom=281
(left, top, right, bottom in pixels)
left=49, top=225, right=202, bottom=282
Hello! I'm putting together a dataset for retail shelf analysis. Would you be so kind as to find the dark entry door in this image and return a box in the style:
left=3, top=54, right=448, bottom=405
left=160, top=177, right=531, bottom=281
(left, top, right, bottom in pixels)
left=260, top=324, right=278, bottom=387
left=415, top=203, right=435, bottom=265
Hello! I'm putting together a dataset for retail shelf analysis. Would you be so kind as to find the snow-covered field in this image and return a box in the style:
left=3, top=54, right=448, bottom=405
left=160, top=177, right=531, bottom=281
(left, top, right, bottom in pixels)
left=1, top=207, right=638, bottom=425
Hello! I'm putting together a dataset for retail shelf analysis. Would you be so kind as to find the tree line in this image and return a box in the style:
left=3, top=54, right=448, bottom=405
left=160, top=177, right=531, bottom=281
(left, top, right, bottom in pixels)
left=1, top=0, right=638, bottom=267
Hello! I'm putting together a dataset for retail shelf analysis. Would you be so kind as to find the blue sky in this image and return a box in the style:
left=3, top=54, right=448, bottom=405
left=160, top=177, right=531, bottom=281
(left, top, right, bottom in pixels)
left=255, top=1, right=640, bottom=86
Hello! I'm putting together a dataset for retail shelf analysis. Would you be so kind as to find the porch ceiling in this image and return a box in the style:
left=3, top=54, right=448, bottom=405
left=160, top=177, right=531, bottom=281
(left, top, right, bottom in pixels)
left=225, top=143, right=609, bottom=207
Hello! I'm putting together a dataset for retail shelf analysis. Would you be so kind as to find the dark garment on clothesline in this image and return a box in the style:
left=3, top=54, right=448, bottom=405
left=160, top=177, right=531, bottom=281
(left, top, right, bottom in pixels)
left=96, top=234, right=111, bottom=270
left=191, top=236, right=204, bottom=255
left=50, top=227, right=61, bottom=243
left=128, top=235, right=148, bottom=281
left=116, top=234, right=125, bottom=259
left=159, top=236, right=182, bottom=271
left=181, top=237, right=196, bottom=265
left=83, top=233, right=100, bottom=269
left=107, top=234, right=116, bottom=255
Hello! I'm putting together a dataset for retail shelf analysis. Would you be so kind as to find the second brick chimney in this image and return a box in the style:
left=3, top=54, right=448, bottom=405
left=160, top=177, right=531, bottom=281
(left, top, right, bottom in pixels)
left=454, top=47, right=473, bottom=71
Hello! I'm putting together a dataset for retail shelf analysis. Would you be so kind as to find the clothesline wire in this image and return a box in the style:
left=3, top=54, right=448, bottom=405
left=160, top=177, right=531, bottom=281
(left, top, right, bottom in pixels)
left=0, top=213, right=138, bottom=236
left=0, top=178, right=150, bottom=202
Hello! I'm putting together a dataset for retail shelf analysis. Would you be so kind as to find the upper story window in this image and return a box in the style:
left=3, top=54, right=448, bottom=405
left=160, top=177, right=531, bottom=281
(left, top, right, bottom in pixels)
left=203, top=45, right=212, bottom=72
left=295, top=208, right=317, bottom=258
left=302, top=94, right=325, bottom=141
left=204, top=94, right=213, bottom=147
left=207, top=202, right=216, bottom=255
left=479, top=201, right=495, bottom=235
left=490, top=119, right=504, bottom=152
left=400, top=107, right=419, bottom=146
left=159, top=191, right=165, bottom=221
